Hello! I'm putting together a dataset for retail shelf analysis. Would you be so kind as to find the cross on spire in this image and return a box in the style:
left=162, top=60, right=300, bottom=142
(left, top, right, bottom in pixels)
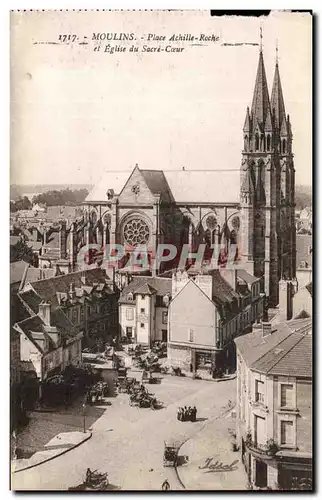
left=260, top=26, right=263, bottom=52
left=276, top=39, right=279, bottom=65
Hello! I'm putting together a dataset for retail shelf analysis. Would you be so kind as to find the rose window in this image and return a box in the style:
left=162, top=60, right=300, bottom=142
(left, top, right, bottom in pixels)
left=123, top=218, right=150, bottom=246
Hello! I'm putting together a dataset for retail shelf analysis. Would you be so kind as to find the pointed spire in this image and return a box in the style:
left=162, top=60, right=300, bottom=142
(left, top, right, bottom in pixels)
left=251, top=48, right=271, bottom=130
left=243, top=106, right=251, bottom=132
left=271, top=52, right=287, bottom=131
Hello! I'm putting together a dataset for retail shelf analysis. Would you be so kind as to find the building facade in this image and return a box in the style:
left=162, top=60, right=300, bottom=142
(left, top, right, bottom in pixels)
left=235, top=319, right=312, bottom=490
left=18, top=268, right=119, bottom=346
left=119, top=276, right=171, bottom=345
left=14, top=302, right=83, bottom=390
left=167, top=269, right=264, bottom=375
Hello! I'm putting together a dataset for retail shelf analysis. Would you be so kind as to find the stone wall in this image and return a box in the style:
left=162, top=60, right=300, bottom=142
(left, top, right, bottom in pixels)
left=167, top=344, right=191, bottom=371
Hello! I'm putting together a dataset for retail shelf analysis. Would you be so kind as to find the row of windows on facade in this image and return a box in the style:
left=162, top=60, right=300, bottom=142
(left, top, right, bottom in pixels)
left=244, top=135, right=288, bottom=153
left=126, top=293, right=170, bottom=307
left=126, top=307, right=168, bottom=324
left=66, top=303, right=111, bottom=324
left=255, top=414, right=295, bottom=447
left=255, top=380, right=294, bottom=409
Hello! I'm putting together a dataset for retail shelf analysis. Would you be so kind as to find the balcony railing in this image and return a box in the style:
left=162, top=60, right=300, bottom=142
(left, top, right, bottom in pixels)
left=245, top=437, right=279, bottom=459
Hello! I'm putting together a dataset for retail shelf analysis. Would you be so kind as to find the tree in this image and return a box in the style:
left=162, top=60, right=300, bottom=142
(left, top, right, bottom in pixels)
left=10, top=196, right=32, bottom=212
left=32, top=188, right=89, bottom=206
left=10, top=240, right=37, bottom=265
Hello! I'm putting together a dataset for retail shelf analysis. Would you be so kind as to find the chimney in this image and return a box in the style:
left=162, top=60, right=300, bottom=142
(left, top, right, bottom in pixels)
left=262, top=322, right=272, bottom=338
left=194, top=274, right=213, bottom=299
left=279, top=279, right=293, bottom=321
left=69, top=222, right=76, bottom=270
left=39, top=300, right=51, bottom=326
left=59, top=220, right=67, bottom=259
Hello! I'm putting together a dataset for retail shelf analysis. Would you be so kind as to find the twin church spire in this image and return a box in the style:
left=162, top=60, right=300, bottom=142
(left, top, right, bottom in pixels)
left=243, top=35, right=290, bottom=149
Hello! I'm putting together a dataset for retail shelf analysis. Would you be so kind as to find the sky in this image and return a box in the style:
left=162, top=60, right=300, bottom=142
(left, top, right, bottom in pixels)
left=10, top=10, right=312, bottom=187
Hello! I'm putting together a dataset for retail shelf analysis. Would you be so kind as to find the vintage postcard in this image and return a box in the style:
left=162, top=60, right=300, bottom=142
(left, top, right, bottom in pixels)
left=10, top=10, right=312, bottom=491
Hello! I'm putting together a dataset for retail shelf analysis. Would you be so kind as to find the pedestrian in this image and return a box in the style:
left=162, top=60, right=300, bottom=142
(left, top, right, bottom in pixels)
left=192, top=406, right=197, bottom=422
left=177, top=407, right=180, bottom=421
left=162, top=479, right=170, bottom=491
left=86, top=468, right=91, bottom=483
left=183, top=406, right=187, bottom=422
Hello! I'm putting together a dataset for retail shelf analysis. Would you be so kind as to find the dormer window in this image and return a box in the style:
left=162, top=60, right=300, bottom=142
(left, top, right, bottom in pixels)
left=266, top=135, right=271, bottom=151
left=282, top=139, right=286, bottom=154
left=127, top=292, right=133, bottom=301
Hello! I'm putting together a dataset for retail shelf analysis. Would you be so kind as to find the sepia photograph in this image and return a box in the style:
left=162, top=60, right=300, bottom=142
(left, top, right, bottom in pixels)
left=9, top=9, right=313, bottom=491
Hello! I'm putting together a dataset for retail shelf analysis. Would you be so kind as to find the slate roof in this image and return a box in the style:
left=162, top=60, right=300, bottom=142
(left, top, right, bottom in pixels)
left=210, top=270, right=240, bottom=305
left=10, top=260, right=31, bottom=285
left=20, top=268, right=112, bottom=311
left=237, top=269, right=259, bottom=284
left=86, top=168, right=240, bottom=205
left=14, top=316, right=47, bottom=353
left=20, top=266, right=57, bottom=289
left=140, top=170, right=173, bottom=201
left=119, top=276, right=171, bottom=304
left=163, top=170, right=240, bottom=204
left=235, top=318, right=312, bottom=378
left=85, top=171, right=131, bottom=202
left=133, top=283, right=157, bottom=296
left=15, top=307, right=78, bottom=353
left=50, top=309, right=78, bottom=339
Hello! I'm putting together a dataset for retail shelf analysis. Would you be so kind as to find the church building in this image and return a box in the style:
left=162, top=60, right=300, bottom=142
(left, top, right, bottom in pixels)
left=54, top=45, right=296, bottom=308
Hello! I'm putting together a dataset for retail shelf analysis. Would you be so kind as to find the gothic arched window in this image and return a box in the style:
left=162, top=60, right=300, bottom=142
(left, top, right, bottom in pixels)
left=244, top=135, right=248, bottom=151
left=282, top=139, right=286, bottom=153
left=255, top=133, right=259, bottom=151
left=230, top=230, right=237, bottom=245
left=91, top=211, right=97, bottom=224
left=266, top=135, right=271, bottom=151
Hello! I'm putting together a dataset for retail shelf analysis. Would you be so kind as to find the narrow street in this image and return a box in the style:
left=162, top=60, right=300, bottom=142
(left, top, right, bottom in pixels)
left=12, top=376, right=240, bottom=491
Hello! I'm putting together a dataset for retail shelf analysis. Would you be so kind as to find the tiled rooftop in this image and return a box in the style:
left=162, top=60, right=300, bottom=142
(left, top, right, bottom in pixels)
left=235, top=318, right=312, bottom=378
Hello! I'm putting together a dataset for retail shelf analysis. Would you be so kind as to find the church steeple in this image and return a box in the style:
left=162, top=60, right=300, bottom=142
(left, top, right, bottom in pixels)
left=250, top=46, right=271, bottom=130
left=271, top=45, right=287, bottom=131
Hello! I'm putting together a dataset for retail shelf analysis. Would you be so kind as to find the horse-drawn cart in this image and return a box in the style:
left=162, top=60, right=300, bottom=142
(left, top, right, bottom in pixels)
left=68, top=469, right=109, bottom=491
left=163, top=441, right=181, bottom=467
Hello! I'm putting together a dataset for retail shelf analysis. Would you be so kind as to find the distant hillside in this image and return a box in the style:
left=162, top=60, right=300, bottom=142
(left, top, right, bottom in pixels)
left=10, top=184, right=93, bottom=201
left=295, top=184, right=312, bottom=210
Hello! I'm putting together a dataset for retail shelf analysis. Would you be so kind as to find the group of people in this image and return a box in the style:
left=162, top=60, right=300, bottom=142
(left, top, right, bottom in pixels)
left=177, top=405, right=197, bottom=422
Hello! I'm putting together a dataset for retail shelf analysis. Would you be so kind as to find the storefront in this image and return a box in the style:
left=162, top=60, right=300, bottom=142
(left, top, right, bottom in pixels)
left=278, top=456, right=312, bottom=491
